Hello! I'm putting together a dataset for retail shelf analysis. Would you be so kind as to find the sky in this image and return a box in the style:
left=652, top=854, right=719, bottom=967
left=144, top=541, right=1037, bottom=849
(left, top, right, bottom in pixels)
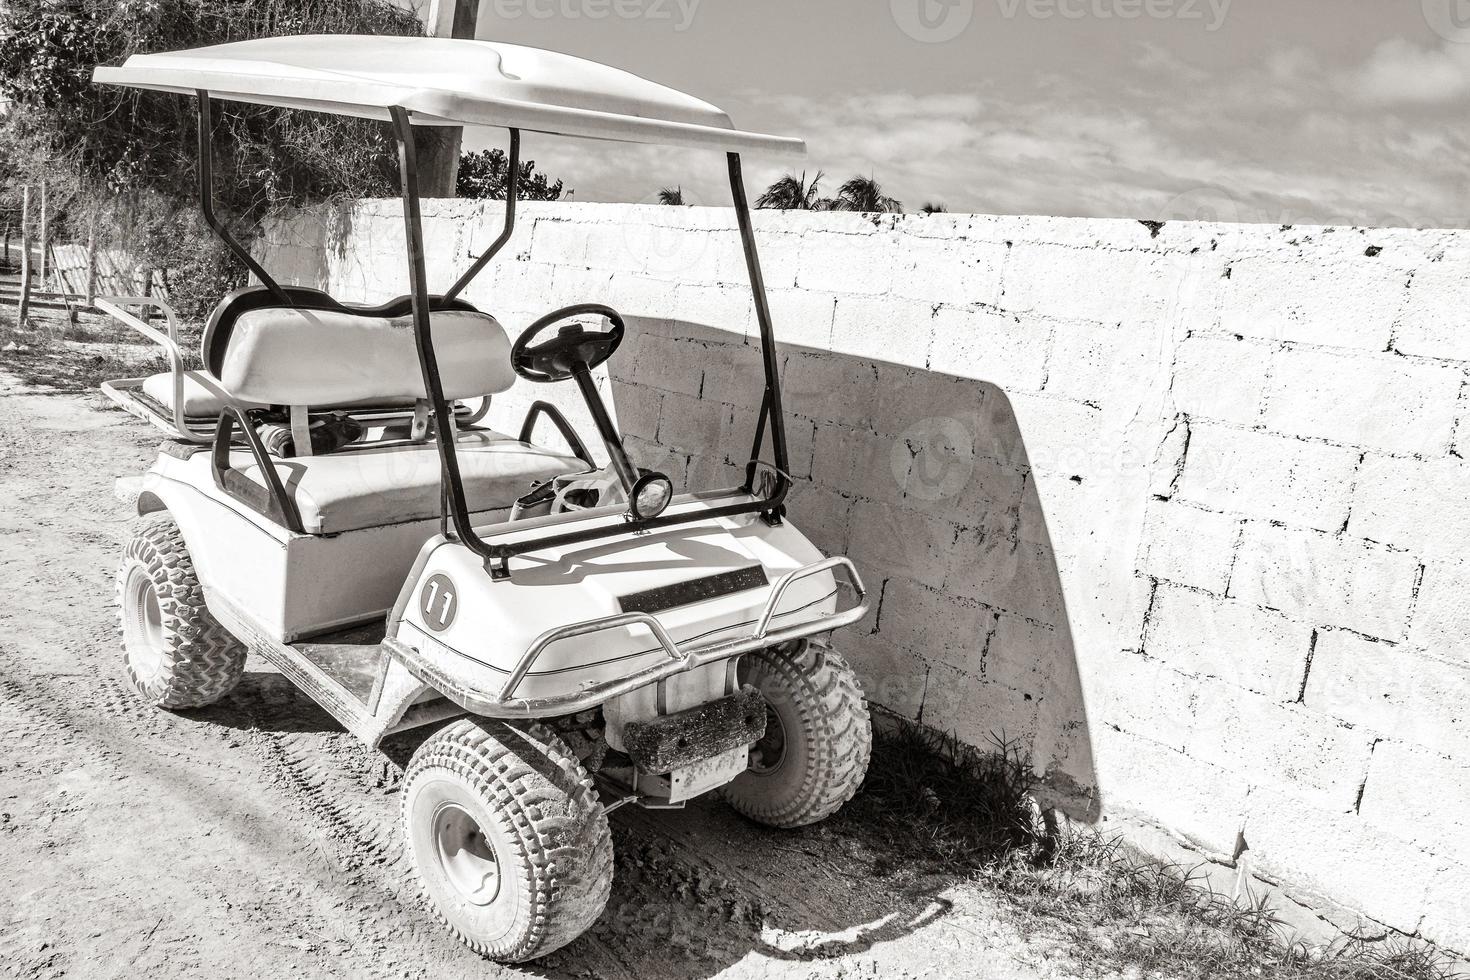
left=422, top=0, right=1469, bottom=227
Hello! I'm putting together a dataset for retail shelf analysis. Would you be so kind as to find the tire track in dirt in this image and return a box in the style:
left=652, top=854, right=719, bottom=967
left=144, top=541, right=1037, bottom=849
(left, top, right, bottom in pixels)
left=0, top=670, right=315, bottom=975
left=240, top=714, right=640, bottom=979
left=1, top=656, right=545, bottom=979
left=0, top=668, right=388, bottom=976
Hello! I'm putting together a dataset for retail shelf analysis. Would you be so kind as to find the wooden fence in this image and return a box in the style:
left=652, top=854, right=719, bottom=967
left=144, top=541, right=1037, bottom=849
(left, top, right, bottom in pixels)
left=2, top=241, right=167, bottom=322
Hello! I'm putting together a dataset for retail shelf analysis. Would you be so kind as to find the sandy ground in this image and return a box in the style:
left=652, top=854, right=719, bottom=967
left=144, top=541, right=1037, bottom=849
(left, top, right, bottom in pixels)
left=0, top=372, right=1104, bottom=980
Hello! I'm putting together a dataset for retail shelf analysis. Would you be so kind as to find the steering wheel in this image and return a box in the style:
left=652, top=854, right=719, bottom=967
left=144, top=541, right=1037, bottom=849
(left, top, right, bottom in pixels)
left=511, top=304, right=626, bottom=383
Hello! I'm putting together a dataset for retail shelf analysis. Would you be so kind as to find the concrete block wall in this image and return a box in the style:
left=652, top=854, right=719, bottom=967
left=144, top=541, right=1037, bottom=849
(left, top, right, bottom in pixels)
left=260, top=201, right=1470, bottom=955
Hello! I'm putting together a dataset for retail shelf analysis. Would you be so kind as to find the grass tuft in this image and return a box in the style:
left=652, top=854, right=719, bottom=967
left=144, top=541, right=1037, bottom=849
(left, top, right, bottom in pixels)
left=834, top=718, right=1039, bottom=874
left=0, top=308, right=191, bottom=392
left=843, top=714, right=1465, bottom=980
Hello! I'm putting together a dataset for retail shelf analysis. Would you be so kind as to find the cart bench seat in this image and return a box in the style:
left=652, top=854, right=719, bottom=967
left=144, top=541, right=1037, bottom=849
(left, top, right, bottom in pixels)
left=142, top=370, right=264, bottom=417
left=141, top=371, right=426, bottom=417
left=228, top=428, right=587, bottom=534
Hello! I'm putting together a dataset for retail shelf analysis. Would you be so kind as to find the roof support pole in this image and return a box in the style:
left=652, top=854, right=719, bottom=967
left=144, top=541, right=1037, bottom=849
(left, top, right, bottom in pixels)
left=386, top=112, right=792, bottom=577
left=443, top=128, right=520, bottom=303
left=390, top=105, right=487, bottom=555
left=194, top=91, right=292, bottom=306
left=727, top=152, right=790, bottom=509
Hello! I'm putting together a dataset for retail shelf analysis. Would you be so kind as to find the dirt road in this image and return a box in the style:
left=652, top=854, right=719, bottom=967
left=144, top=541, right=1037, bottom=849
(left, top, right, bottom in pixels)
left=0, top=372, right=1095, bottom=980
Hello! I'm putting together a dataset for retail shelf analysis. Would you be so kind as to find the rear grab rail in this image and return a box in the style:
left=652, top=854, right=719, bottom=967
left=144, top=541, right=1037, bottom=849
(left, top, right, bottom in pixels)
left=497, top=555, right=868, bottom=704
left=97, top=295, right=227, bottom=444
left=96, top=296, right=493, bottom=443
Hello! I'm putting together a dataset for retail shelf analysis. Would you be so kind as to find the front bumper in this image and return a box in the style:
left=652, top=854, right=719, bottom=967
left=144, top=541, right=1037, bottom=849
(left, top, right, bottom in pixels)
left=386, top=555, right=867, bottom=718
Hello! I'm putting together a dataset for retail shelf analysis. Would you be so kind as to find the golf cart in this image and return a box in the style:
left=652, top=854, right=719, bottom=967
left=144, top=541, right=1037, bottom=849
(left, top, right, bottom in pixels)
left=93, top=35, right=872, bottom=962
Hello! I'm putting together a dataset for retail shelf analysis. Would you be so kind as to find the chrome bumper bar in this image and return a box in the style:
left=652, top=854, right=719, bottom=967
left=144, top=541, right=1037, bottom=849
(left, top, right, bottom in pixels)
left=386, top=556, right=868, bottom=719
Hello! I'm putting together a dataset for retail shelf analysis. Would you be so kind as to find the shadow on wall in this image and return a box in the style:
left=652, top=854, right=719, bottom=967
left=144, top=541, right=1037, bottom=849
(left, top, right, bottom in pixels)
left=276, top=202, right=1102, bottom=822
left=595, top=314, right=1101, bottom=823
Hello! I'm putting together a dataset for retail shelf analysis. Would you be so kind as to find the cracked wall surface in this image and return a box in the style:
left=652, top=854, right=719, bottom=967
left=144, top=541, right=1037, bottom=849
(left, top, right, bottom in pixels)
left=260, top=201, right=1470, bottom=956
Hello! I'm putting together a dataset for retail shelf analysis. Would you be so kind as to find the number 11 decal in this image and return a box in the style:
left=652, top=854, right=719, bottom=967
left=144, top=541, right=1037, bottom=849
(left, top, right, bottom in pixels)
left=419, top=573, right=458, bottom=632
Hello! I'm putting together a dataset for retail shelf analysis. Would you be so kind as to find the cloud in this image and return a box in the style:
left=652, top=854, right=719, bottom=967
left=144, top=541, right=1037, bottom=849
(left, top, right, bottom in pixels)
left=1339, top=38, right=1470, bottom=106
left=485, top=37, right=1470, bottom=228
left=741, top=40, right=1469, bottom=227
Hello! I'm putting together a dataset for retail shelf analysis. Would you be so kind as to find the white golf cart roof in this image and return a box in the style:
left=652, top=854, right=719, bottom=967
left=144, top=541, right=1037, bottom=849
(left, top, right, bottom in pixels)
left=92, top=34, right=804, bottom=157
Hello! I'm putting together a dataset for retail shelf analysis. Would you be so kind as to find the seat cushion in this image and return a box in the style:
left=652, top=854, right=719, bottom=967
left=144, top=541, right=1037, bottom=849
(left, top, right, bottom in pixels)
left=218, top=307, right=516, bottom=407
left=232, top=429, right=587, bottom=535
left=141, top=370, right=265, bottom=418
left=140, top=370, right=428, bottom=421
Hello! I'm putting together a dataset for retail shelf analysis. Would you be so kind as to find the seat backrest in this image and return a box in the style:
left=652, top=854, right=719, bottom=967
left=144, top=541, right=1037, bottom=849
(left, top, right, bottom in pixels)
left=205, top=288, right=516, bottom=408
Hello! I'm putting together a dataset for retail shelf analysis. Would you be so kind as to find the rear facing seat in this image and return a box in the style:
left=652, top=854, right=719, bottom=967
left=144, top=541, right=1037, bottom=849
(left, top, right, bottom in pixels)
left=141, top=370, right=265, bottom=417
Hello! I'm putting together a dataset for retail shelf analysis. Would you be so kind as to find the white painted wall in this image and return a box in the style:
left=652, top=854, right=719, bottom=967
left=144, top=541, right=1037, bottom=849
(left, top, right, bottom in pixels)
left=260, top=200, right=1470, bottom=955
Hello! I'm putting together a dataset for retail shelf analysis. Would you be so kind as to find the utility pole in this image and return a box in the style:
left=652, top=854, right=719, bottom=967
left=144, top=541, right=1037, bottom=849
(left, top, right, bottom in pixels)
left=414, top=0, right=480, bottom=198
left=17, top=184, right=31, bottom=325
left=37, top=181, right=48, bottom=289
left=85, top=219, right=98, bottom=307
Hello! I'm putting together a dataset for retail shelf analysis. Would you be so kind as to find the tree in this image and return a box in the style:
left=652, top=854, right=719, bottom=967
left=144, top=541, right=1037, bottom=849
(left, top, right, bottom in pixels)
left=0, top=0, right=426, bottom=314
left=0, top=0, right=423, bottom=219
left=920, top=202, right=948, bottom=214
left=414, top=0, right=481, bottom=198
left=831, top=175, right=902, bottom=214
left=657, top=186, right=685, bottom=206
left=755, top=170, right=826, bottom=210
left=456, top=148, right=566, bottom=201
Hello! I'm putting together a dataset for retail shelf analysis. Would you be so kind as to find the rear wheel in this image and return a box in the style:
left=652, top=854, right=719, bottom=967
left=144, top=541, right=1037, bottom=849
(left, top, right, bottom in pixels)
left=722, top=639, right=872, bottom=829
left=116, top=515, right=246, bottom=709
left=402, top=718, right=613, bottom=963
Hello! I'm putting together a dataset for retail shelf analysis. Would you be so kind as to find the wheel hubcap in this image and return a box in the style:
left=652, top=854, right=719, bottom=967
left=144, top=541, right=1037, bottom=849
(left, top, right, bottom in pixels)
left=125, top=567, right=167, bottom=685
left=433, top=802, right=501, bottom=906
left=749, top=705, right=787, bottom=775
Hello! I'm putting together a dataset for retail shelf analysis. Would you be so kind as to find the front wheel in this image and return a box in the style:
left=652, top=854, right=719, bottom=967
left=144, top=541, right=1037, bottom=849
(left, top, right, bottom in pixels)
left=402, top=719, right=613, bottom=963
left=722, top=639, right=872, bottom=829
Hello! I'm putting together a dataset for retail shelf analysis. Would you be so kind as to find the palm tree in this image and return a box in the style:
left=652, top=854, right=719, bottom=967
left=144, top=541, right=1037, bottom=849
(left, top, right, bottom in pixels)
left=832, top=175, right=903, bottom=214
left=755, top=170, right=825, bottom=210
left=657, top=186, right=685, bottom=206
left=920, top=202, right=948, bottom=214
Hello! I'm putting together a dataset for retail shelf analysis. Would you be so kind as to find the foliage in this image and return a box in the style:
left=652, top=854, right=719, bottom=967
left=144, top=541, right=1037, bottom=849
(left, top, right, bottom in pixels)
left=830, top=175, right=903, bottom=214
left=755, top=170, right=826, bottom=210
left=756, top=171, right=912, bottom=213
left=920, top=201, right=948, bottom=214
left=0, top=308, right=175, bottom=392
left=0, top=0, right=424, bottom=315
left=839, top=711, right=1464, bottom=980
left=158, top=210, right=242, bottom=319
left=456, top=147, right=566, bottom=201
left=657, top=186, right=685, bottom=206
left=0, top=0, right=423, bottom=214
